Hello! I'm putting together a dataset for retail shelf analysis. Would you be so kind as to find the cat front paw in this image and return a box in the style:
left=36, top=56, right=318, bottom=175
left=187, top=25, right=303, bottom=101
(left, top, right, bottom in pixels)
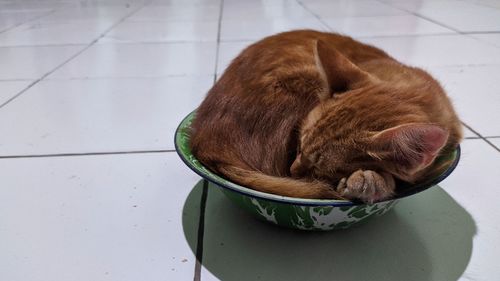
left=336, top=170, right=395, bottom=204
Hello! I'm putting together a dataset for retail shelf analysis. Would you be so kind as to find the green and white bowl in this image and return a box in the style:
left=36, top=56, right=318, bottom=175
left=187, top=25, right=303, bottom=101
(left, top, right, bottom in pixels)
left=175, top=112, right=461, bottom=231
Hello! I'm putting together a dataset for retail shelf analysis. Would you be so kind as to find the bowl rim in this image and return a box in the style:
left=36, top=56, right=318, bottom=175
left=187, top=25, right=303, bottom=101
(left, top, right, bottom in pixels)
left=175, top=111, right=461, bottom=206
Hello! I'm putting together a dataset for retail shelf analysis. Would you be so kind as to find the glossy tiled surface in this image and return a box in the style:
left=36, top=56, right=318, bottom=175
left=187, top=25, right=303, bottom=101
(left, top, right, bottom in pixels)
left=0, top=77, right=212, bottom=156
left=0, top=153, right=202, bottom=281
left=1, top=0, right=499, bottom=280
left=0, top=45, right=84, bottom=79
left=0, top=80, right=33, bottom=105
left=200, top=140, right=500, bottom=281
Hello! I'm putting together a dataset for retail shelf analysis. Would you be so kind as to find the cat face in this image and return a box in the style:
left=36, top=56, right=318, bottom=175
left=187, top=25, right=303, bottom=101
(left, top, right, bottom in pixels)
left=291, top=89, right=449, bottom=184
left=291, top=40, right=450, bottom=185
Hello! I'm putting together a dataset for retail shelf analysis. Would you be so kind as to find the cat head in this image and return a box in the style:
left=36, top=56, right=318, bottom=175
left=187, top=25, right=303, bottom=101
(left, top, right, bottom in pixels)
left=290, top=40, right=449, bottom=183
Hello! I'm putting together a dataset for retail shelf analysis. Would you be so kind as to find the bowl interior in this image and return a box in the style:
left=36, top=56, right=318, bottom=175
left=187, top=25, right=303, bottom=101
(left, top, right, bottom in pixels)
left=175, top=111, right=460, bottom=206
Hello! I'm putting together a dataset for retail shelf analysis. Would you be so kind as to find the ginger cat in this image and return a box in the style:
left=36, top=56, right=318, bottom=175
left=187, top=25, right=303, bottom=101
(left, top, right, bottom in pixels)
left=190, top=30, right=462, bottom=203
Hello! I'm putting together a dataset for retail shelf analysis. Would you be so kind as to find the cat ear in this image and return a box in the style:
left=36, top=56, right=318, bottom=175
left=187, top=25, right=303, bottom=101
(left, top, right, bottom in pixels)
left=314, top=40, right=373, bottom=99
left=369, top=123, right=449, bottom=175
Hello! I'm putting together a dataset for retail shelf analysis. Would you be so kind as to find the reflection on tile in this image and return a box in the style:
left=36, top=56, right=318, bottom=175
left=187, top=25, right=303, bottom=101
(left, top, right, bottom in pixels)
left=470, top=33, right=500, bottom=48
left=304, top=0, right=407, bottom=17
left=429, top=65, right=500, bottom=137
left=388, top=0, right=500, bottom=32
left=0, top=1, right=64, bottom=12
left=50, top=42, right=217, bottom=78
left=0, top=20, right=115, bottom=47
left=36, top=7, right=133, bottom=23
left=463, top=0, right=500, bottom=9
left=221, top=18, right=326, bottom=41
left=0, top=80, right=32, bottom=106
left=148, top=0, right=221, bottom=6
left=223, top=2, right=313, bottom=20
left=0, top=77, right=212, bottom=155
left=0, top=9, right=53, bottom=31
left=104, top=20, right=219, bottom=43
left=0, top=153, right=201, bottom=281
left=489, top=138, right=500, bottom=149
left=129, top=5, right=220, bottom=21
left=360, top=34, right=500, bottom=68
left=0, top=45, right=84, bottom=80
left=324, top=15, right=454, bottom=38
left=217, top=41, right=253, bottom=74
left=463, top=127, right=478, bottom=138
left=224, top=0, right=297, bottom=6
left=439, top=140, right=500, bottom=281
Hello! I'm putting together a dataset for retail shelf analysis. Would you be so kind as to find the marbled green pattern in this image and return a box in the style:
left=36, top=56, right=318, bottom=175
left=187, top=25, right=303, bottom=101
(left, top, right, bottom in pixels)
left=175, top=112, right=457, bottom=231
left=220, top=187, right=398, bottom=230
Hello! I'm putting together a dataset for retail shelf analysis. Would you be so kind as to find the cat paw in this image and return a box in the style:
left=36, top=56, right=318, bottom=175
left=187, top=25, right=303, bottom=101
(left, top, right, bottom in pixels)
left=336, top=170, right=395, bottom=204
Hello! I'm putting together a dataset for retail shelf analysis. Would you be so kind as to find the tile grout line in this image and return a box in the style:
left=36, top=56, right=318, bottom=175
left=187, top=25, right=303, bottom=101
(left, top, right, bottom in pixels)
left=461, top=122, right=500, bottom=152
left=212, top=0, right=225, bottom=83
left=42, top=74, right=214, bottom=81
left=0, top=8, right=57, bottom=35
left=0, top=3, right=148, bottom=110
left=465, top=136, right=500, bottom=140
left=374, top=0, right=463, bottom=34
left=0, top=43, right=88, bottom=49
left=3, top=30, right=498, bottom=50
left=462, top=31, right=500, bottom=35
left=295, top=0, right=332, bottom=32
left=0, top=149, right=176, bottom=159
left=194, top=0, right=224, bottom=280
left=194, top=180, right=209, bottom=281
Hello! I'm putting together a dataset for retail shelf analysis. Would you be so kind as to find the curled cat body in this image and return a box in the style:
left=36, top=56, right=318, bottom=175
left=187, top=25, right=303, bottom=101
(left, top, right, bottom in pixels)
left=190, top=30, right=462, bottom=203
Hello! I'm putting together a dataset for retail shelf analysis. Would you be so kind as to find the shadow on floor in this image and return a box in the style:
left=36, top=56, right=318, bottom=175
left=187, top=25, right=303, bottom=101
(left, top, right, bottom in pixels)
left=183, top=180, right=476, bottom=281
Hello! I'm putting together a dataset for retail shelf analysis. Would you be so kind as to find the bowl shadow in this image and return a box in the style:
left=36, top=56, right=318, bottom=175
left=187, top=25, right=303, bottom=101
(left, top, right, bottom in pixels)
left=183, top=180, right=476, bottom=281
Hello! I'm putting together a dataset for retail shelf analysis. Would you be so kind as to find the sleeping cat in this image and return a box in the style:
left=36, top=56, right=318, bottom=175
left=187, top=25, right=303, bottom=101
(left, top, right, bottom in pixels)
left=190, top=30, right=462, bottom=203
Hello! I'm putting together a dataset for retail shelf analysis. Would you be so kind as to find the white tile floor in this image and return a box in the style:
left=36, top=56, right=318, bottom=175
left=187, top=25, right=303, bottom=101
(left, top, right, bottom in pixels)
left=0, top=0, right=499, bottom=280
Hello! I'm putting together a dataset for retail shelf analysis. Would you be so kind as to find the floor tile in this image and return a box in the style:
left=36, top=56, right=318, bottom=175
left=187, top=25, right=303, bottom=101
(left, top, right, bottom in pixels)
left=0, top=10, right=53, bottom=32
left=222, top=2, right=313, bottom=20
left=463, top=127, right=478, bottom=138
left=220, top=18, right=327, bottom=41
left=323, top=15, right=455, bottom=38
left=438, top=139, right=500, bottom=281
left=0, top=45, right=84, bottom=80
left=303, top=0, right=408, bottom=18
left=0, top=152, right=202, bottom=281
left=36, top=7, right=133, bottom=23
left=103, top=20, right=219, bottom=43
left=469, top=33, right=500, bottom=48
left=217, top=41, right=253, bottom=75
left=0, top=1, right=64, bottom=12
left=147, top=0, right=221, bottom=6
left=388, top=0, right=500, bottom=32
left=428, top=65, right=500, bottom=137
left=360, top=34, right=500, bottom=68
left=0, top=76, right=212, bottom=156
left=128, top=5, right=220, bottom=21
left=489, top=138, right=500, bottom=150
left=200, top=139, right=498, bottom=281
left=1, top=0, right=500, bottom=280
left=0, top=80, right=32, bottom=106
left=463, top=0, right=500, bottom=9
left=0, top=20, right=115, bottom=47
left=49, top=42, right=217, bottom=78
left=223, top=0, right=297, bottom=6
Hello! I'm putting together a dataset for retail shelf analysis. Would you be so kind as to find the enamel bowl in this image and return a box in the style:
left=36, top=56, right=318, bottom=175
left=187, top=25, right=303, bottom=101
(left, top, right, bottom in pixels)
left=175, top=112, right=461, bottom=231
